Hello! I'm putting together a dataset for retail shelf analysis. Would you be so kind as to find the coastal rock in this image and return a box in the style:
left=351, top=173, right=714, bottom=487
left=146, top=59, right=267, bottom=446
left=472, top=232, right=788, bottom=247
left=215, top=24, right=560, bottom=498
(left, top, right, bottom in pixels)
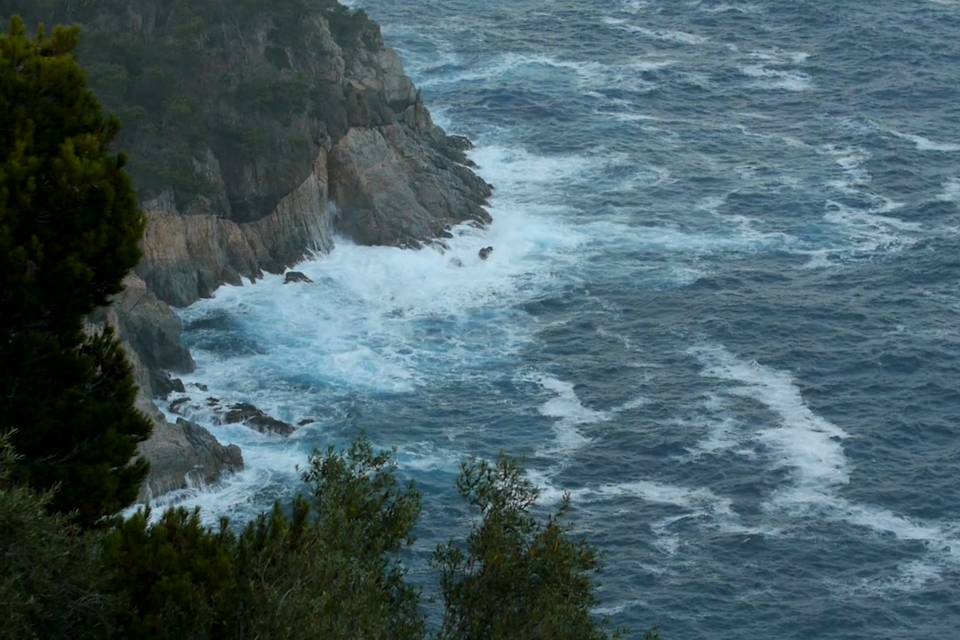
left=108, top=274, right=195, bottom=375
left=137, top=154, right=334, bottom=307
left=284, top=271, right=313, bottom=284
left=330, top=123, right=491, bottom=246
left=223, top=403, right=296, bottom=437
left=85, top=307, right=243, bottom=500
left=138, top=416, right=244, bottom=500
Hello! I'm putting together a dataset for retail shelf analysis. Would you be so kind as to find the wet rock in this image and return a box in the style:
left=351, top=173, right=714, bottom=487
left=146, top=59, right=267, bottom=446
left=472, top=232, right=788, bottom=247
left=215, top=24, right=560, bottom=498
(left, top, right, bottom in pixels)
left=297, top=418, right=316, bottom=426
left=152, top=371, right=186, bottom=398
left=223, top=403, right=296, bottom=437
left=329, top=123, right=491, bottom=247
left=168, top=397, right=190, bottom=414
left=284, top=271, right=313, bottom=284
left=137, top=413, right=243, bottom=500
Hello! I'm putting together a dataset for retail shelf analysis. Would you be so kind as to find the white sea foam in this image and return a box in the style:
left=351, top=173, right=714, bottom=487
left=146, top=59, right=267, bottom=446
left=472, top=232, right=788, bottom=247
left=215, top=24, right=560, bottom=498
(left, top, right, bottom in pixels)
left=886, top=128, right=960, bottom=152
left=937, top=177, right=960, bottom=202
left=684, top=394, right=757, bottom=458
left=417, top=51, right=663, bottom=93
left=603, top=17, right=709, bottom=45
left=695, top=1, right=763, bottom=13
left=532, top=470, right=769, bottom=547
left=747, top=48, right=810, bottom=65
left=852, top=560, right=944, bottom=595
left=692, top=344, right=851, bottom=495
left=692, top=344, right=960, bottom=583
left=530, top=374, right=610, bottom=456
left=739, top=64, right=813, bottom=91
left=808, top=144, right=923, bottom=265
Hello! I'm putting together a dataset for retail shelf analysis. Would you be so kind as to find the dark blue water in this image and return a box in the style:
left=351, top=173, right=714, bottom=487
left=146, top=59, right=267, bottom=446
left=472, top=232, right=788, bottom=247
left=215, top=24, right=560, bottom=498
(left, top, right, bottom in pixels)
left=164, top=1, right=960, bottom=637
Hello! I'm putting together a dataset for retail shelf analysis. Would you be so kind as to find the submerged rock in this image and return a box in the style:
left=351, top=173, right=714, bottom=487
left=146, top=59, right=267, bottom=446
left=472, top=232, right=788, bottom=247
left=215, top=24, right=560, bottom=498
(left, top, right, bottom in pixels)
left=223, top=403, right=296, bottom=437
left=284, top=271, right=314, bottom=284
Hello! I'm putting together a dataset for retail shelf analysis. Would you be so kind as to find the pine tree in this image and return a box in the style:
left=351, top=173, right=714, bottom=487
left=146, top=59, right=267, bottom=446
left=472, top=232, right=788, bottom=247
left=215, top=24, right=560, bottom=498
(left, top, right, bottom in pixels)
left=0, top=16, right=151, bottom=526
left=435, top=457, right=629, bottom=640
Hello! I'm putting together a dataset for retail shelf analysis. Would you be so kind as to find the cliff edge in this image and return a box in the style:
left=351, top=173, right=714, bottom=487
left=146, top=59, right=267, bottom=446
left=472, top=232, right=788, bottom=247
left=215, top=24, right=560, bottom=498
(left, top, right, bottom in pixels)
left=4, top=0, right=491, bottom=498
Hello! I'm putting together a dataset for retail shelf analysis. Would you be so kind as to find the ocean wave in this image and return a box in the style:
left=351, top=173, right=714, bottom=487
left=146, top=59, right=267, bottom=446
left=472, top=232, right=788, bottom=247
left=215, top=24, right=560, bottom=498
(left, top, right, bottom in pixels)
left=603, top=17, right=709, bottom=45
left=937, top=177, right=960, bottom=202
left=692, top=344, right=960, bottom=582
left=885, top=127, right=960, bottom=152
left=739, top=64, right=813, bottom=91
left=529, top=374, right=609, bottom=456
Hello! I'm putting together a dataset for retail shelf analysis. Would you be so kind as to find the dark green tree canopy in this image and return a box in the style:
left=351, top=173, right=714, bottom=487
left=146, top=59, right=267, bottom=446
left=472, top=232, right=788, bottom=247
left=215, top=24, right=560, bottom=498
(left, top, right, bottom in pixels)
left=0, top=16, right=143, bottom=327
left=0, top=16, right=151, bottom=525
left=435, top=457, right=633, bottom=640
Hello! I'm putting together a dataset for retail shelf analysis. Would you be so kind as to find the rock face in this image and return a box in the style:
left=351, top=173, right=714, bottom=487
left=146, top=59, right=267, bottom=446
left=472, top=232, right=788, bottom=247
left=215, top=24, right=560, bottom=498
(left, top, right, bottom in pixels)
left=223, top=403, right=296, bottom=437
left=135, top=153, right=335, bottom=307
left=329, top=106, right=492, bottom=247
left=284, top=271, right=314, bottom=284
left=87, top=301, right=243, bottom=500
left=83, top=1, right=493, bottom=499
left=137, top=415, right=244, bottom=500
left=113, top=4, right=492, bottom=309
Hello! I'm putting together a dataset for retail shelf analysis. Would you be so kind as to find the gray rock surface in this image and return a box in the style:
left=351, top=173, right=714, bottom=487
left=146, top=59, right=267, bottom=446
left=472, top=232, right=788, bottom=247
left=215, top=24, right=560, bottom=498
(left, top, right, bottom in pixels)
left=284, top=271, right=314, bottom=284
left=138, top=417, right=244, bottom=500
left=86, top=302, right=243, bottom=501
left=223, top=403, right=296, bottom=437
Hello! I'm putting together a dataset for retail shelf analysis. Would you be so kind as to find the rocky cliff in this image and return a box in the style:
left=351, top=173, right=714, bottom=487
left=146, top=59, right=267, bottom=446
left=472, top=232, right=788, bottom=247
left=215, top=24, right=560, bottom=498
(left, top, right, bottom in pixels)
left=4, top=0, right=491, bottom=498
left=131, top=8, right=489, bottom=497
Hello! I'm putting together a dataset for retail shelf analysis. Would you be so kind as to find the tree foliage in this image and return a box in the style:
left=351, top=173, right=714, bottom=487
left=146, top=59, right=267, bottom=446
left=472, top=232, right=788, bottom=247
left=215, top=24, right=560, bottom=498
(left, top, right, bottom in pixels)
left=435, top=456, right=622, bottom=640
left=99, top=437, right=425, bottom=640
left=0, top=16, right=151, bottom=526
left=0, top=433, right=120, bottom=640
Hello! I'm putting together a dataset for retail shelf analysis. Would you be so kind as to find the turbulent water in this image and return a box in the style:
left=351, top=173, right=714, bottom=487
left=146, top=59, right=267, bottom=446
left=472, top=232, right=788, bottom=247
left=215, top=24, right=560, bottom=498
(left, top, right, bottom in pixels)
left=163, top=1, right=960, bottom=637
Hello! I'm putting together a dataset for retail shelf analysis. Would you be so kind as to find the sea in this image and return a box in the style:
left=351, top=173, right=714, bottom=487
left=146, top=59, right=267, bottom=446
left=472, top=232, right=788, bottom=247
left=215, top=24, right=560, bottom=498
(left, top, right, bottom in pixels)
left=157, top=1, right=960, bottom=637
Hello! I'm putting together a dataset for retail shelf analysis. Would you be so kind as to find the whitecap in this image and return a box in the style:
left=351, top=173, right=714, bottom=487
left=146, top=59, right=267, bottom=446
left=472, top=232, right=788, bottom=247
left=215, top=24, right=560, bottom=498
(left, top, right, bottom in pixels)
left=886, top=128, right=960, bottom=152
left=691, top=343, right=960, bottom=585
left=937, top=177, right=960, bottom=202
left=602, top=17, right=709, bottom=45
left=691, top=344, right=851, bottom=495
left=530, top=374, right=610, bottom=456
left=739, top=64, right=813, bottom=91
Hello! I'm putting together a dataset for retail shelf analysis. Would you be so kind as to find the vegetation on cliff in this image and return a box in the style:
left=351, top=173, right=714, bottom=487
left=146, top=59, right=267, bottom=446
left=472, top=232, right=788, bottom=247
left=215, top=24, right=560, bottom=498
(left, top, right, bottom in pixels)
left=0, top=13, right=654, bottom=640
left=0, top=0, right=392, bottom=219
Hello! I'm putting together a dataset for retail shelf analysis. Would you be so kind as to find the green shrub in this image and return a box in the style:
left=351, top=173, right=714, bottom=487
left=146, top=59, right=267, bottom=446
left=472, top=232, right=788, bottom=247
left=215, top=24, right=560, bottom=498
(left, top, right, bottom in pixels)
left=435, top=457, right=622, bottom=640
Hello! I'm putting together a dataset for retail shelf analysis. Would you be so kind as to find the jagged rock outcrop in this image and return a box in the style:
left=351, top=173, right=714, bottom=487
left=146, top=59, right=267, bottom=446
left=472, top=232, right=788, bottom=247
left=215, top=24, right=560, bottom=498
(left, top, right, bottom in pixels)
left=330, top=113, right=492, bottom=247
left=88, top=295, right=243, bottom=500
left=136, top=153, right=334, bottom=307
left=125, top=7, right=492, bottom=308
left=138, top=416, right=244, bottom=500
left=223, top=403, right=296, bottom=437
left=284, top=271, right=313, bottom=284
